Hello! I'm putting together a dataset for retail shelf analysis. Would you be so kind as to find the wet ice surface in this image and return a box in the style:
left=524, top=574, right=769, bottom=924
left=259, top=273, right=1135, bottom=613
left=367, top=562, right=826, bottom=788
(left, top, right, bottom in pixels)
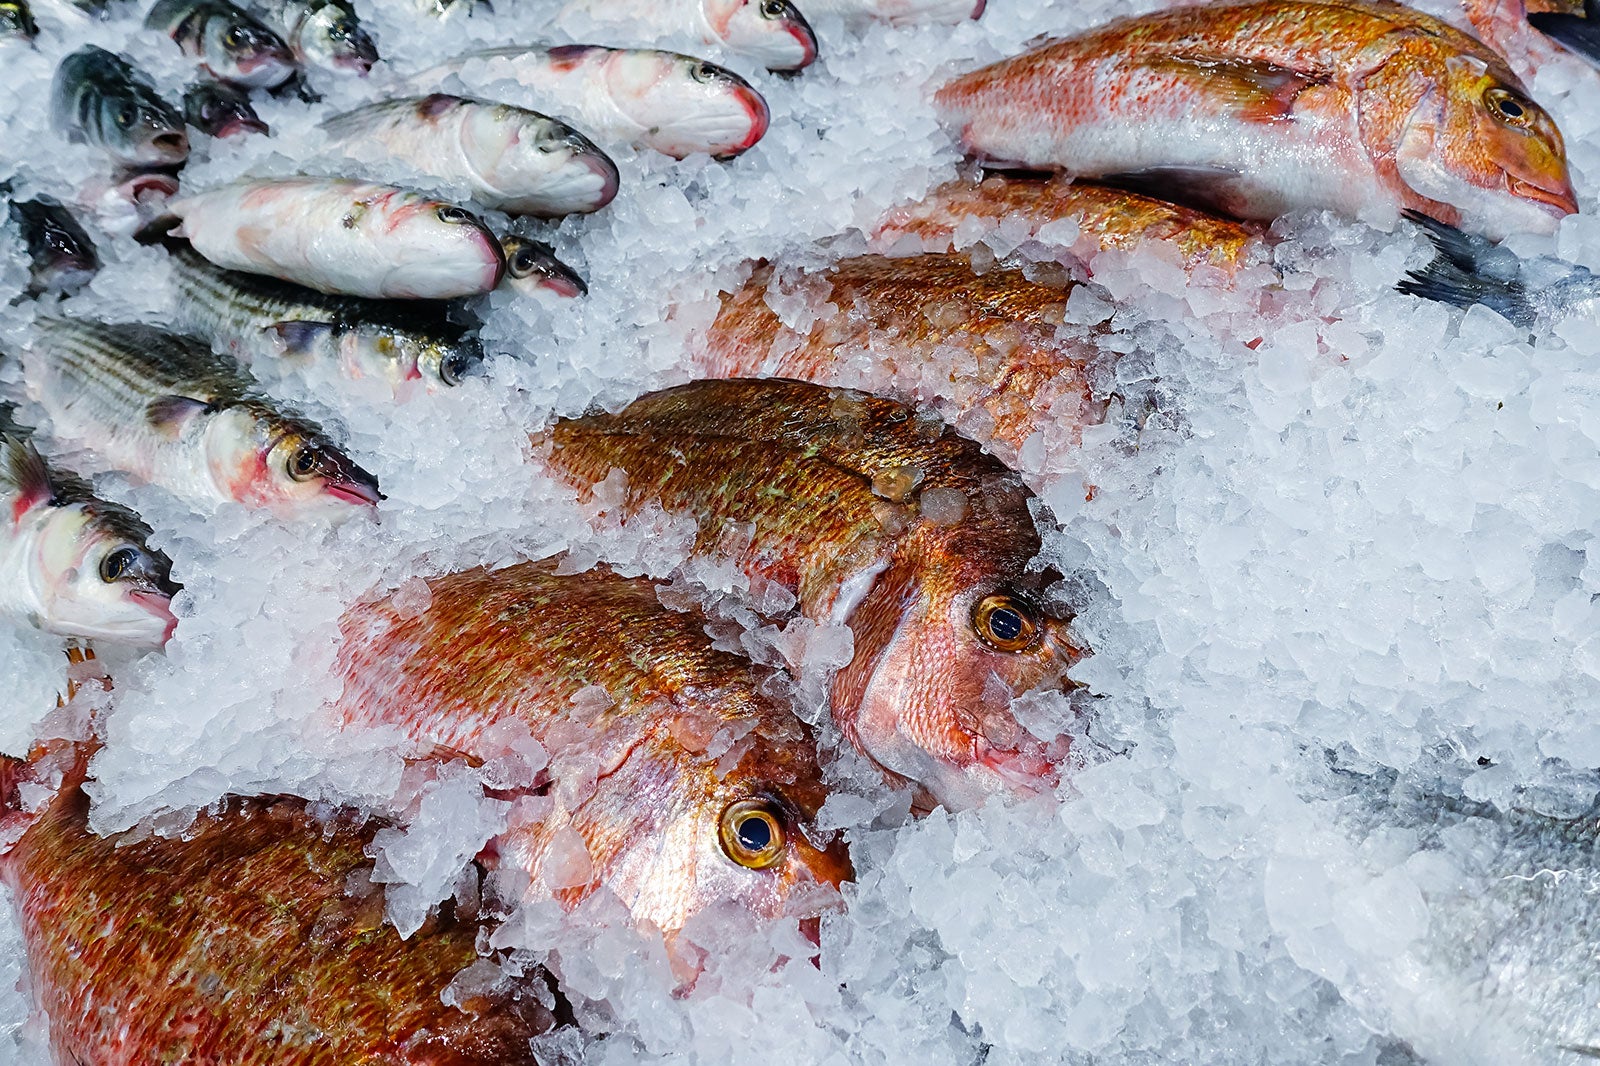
left=5, top=0, right=1600, bottom=1060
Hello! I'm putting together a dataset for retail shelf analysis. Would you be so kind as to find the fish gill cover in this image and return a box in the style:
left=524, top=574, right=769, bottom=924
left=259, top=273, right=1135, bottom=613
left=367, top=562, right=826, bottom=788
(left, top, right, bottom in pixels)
left=0, top=0, right=1598, bottom=1061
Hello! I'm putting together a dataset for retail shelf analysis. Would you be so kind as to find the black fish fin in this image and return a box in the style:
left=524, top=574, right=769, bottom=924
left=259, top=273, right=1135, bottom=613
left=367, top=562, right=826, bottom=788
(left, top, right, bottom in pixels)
left=266, top=321, right=334, bottom=357
left=1559, top=1045, right=1600, bottom=1060
left=145, top=395, right=216, bottom=437
left=132, top=214, right=181, bottom=246
left=1395, top=210, right=1537, bottom=326
left=1099, top=165, right=1247, bottom=215
left=0, top=433, right=55, bottom=513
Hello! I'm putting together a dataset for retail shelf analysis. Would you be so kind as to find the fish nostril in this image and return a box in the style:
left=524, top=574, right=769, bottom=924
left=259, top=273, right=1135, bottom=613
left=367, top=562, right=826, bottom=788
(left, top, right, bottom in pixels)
left=153, top=132, right=188, bottom=153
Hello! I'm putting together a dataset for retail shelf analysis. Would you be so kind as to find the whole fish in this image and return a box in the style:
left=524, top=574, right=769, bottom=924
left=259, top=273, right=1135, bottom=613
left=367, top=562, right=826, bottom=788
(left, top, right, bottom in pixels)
left=21, top=318, right=382, bottom=515
left=321, top=95, right=620, bottom=218
left=802, top=0, right=982, bottom=22
left=501, top=235, right=587, bottom=298
left=933, top=0, right=1578, bottom=241
left=538, top=380, right=1086, bottom=811
left=157, top=178, right=506, bottom=299
left=691, top=254, right=1098, bottom=467
left=0, top=0, right=37, bottom=38
left=145, top=0, right=298, bottom=88
left=0, top=409, right=178, bottom=649
left=2, top=764, right=560, bottom=1064
left=333, top=560, right=854, bottom=935
left=51, top=47, right=190, bottom=167
left=872, top=176, right=1263, bottom=275
left=165, top=240, right=485, bottom=392
left=417, top=45, right=770, bottom=159
left=1398, top=209, right=1600, bottom=326
left=556, top=0, right=818, bottom=73
left=8, top=197, right=100, bottom=296
left=183, top=81, right=270, bottom=137
left=250, top=0, right=377, bottom=74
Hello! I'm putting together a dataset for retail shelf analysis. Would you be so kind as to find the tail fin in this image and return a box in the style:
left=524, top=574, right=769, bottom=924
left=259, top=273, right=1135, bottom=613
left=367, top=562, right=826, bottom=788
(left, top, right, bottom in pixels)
left=1395, top=210, right=1536, bottom=327
left=1529, top=0, right=1600, bottom=68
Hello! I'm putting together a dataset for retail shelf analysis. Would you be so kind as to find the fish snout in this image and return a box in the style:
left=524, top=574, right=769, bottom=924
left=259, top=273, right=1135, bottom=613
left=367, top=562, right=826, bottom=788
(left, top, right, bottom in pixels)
left=1508, top=174, right=1579, bottom=219
left=722, top=84, right=771, bottom=158
left=126, top=588, right=179, bottom=646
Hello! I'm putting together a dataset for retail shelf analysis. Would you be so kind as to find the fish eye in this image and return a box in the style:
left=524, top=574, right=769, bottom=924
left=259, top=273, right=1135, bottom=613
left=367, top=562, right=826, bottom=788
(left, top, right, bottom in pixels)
left=223, top=25, right=243, bottom=46
left=439, top=349, right=474, bottom=386
left=689, top=61, right=717, bottom=83
left=99, top=546, right=144, bottom=583
left=512, top=248, right=539, bottom=274
left=1484, top=86, right=1534, bottom=128
left=971, top=594, right=1040, bottom=653
left=719, top=799, right=785, bottom=869
left=116, top=102, right=138, bottom=129
left=436, top=205, right=472, bottom=224
left=286, top=445, right=322, bottom=482
left=760, top=0, right=788, bottom=16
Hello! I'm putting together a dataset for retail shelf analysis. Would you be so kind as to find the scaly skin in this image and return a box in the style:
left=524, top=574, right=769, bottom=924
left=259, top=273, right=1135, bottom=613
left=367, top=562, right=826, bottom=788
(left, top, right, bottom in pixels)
left=933, top=0, right=1577, bottom=240
left=334, top=561, right=852, bottom=935
left=872, top=176, right=1263, bottom=274
left=3, top=770, right=557, bottom=1064
left=689, top=255, right=1099, bottom=467
left=541, top=380, right=1086, bottom=811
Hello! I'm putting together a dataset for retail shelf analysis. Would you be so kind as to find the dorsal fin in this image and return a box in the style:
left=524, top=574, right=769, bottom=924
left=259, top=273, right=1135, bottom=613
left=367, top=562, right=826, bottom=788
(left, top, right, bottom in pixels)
left=1, top=434, right=57, bottom=523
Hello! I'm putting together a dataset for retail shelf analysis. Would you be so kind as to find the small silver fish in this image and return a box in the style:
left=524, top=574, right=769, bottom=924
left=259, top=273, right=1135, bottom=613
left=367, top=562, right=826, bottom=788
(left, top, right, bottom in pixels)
left=556, top=0, right=818, bottom=73
left=8, top=197, right=100, bottom=297
left=21, top=319, right=382, bottom=516
left=322, top=95, right=619, bottom=218
left=183, top=81, right=270, bottom=138
left=164, top=241, right=483, bottom=393
left=51, top=47, right=190, bottom=167
left=500, top=235, right=586, bottom=298
left=145, top=0, right=298, bottom=88
left=250, top=0, right=376, bottom=73
left=0, top=406, right=178, bottom=648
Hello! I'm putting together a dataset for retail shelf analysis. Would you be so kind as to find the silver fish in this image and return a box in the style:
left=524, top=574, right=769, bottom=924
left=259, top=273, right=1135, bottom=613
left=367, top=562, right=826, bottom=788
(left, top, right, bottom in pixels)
left=322, top=95, right=619, bottom=218
left=250, top=0, right=377, bottom=74
left=145, top=0, right=298, bottom=88
left=8, top=197, right=100, bottom=297
left=0, top=405, right=178, bottom=648
left=164, top=241, right=483, bottom=393
left=50, top=47, right=190, bottom=167
left=556, top=0, right=818, bottom=73
left=183, top=81, right=270, bottom=138
left=500, top=235, right=586, bottom=298
left=21, top=319, right=381, bottom=516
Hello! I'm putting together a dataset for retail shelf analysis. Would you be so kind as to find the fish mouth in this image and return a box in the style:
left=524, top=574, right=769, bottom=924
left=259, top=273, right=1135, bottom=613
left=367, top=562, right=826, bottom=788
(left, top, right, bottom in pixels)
left=326, top=475, right=383, bottom=507
left=585, top=153, right=621, bottom=212
left=718, top=87, right=771, bottom=159
left=214, top=116, right=270, bottom=138
left=968, top=0, right=985, bottom=16
left=780, top=20, right=819, bottom=71
left=1508, top=175, right=1579, bottom=218
left=127, top=588, right=179, bottom=646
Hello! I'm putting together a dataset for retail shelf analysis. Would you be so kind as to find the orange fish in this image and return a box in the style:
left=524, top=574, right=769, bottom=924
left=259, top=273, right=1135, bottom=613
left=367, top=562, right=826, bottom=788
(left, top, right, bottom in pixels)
left=542, top=379, right=1087, bottom=811
left=333, top=560, right=852, bottom=939
left=933, top=0, right=1577, bottom=240
left=1, top=754, right=559, bottom=1064
left=691, top=254, right=1098, bottom=467
left=872, top=175, right=1264, bottom=276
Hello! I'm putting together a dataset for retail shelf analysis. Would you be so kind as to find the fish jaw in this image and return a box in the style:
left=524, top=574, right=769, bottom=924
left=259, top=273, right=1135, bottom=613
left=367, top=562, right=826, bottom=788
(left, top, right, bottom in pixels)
left=377, top=199, right=506, bottom=298
left=204, top=406, right=381, bottom=516
left=710, top=0, right=819, bottom=72
left=461, top=108, right=620, bottom=217
left=602, top=50, right=769, bottom=158
left=501, top=237, right=588, bottom=298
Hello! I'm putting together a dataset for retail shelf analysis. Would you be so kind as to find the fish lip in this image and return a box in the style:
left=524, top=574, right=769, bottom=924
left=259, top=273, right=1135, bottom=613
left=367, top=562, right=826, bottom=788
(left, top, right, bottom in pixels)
left=213, top=116, right=269, bottom=138
left=126, top=588, right=179, bottom=646
left=719, top=86, right=771, bottom=158
left=1508, top=175, right=1579, bottom=218
left=584, top=152, right=620, bottom=211
left=327, top=475, right=383, bottom=507
left=968, top=0, right=985, bottom=17
left=784, top=19, right=819, bottom=70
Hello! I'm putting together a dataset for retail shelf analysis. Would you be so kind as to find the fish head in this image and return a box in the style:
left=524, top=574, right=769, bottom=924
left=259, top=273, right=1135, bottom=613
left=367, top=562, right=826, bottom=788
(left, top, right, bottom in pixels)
left=183, top=83, right=269, bottom=138
left=299, top=2, right=378, bottom=73
left=95, top=89, right=190, bottom=167
left=13, top=200, right=100, bottom=295
left=704, top=0, right=818, bottom=72
left=831, top=479, right=1083, bottom=810
left=377, top=196, right=505, bottom=298
left=600, top=50, right=769, bottom=159
left=0, top=0, right=38, bottom=39
left=500, top=236, right=587, bottom=298
left=1397, top=57, right=1576, bottom=239
left=463, top=108, right=619, bottom=217
left=34, top=503, right=179, bottom=648
left=416, top=332, right=484, bottom=390
left=211, top=405, right=382, bottom=514
left=349, top=326, right=483, bottom=392
left=202, top=16, right=296, bottom=87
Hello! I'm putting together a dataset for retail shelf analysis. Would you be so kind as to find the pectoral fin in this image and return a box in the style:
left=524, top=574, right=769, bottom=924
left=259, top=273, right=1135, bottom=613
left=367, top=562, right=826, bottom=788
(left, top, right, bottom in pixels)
left=1145, top=54, right=1324, bottom=122
left=266, top=320, right=336, bottom=358
left=145, top=395, right=217, bottom=438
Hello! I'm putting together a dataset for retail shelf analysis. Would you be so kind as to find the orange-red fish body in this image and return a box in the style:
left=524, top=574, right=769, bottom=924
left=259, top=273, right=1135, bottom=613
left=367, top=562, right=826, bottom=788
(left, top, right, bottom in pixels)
left=334, top=561, right=851, bottom=935
left=3, top=774, right=556, bottom=1064
left=692, top=254, right=1097, bottom=467
left=872, top=176, right=1264, bottom=276
left=542, top=380, right=1086, bottom=812
left=933, top=0, right=1577, bottom=240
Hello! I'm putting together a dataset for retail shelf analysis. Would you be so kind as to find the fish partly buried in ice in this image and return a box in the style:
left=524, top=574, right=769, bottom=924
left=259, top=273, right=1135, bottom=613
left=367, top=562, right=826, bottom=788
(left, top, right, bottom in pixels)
left=556, top=0, right=818, bottom=73
left=803, top=0, right=981, bottom=22
left=1399, top=209, right=1600, bottom=326
left=1, top=763, right=560, bottom=1064
left=21, top=318, right=381, bottom=516
left=933, top=0, right=1578, bottom=241
left=322, top=95, right=620, bottom=218
left=0, top=408, right=178, bottom=649
left=0, top=0, right=37, bottom=39
left=333, top=560, right=853, bottom=935
left=145, top=0, right=297, bottom=88
left=873, top=175, right=1263, bottom=275
left=183, top=81, right=270, bottom=138
left=165, top=240, right=484, bottom=393
left=8, top=197, right=100, bottom=297
left=51, top=47, right=190, bottom=168
left=159, top=178, right=506, bottom=299
left=419, top=45, right=770, bottom=159
left=540, top=380, right=1086, bottom=811
left=251, top=0, right=377, bottom=73
left=500, top=235, right=587, bottom=298
left=692, top=254, right=1097, bottom=467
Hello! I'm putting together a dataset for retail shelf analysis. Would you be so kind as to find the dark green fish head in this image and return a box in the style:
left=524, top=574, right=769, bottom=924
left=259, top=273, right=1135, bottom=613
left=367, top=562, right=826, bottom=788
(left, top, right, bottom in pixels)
left=8, top=197, right=100, bottom=295
left=148, top=0, right=297, bottom=88
left=182, top=81, right=268, bottom=137
left=500, top=236, right=587, bottom=299
left=0, top=0, right=38, bottom=40
left=51, top=47, right=190, bottom=167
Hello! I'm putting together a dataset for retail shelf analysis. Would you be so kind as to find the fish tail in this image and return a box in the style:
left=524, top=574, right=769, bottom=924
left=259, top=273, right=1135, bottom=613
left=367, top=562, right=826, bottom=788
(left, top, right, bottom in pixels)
left=1395, top=211, right=1536, bottom=326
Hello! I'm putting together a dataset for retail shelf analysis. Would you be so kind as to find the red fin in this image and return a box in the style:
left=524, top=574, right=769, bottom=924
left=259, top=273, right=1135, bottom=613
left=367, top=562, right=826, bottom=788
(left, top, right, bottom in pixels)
left=2, top=435, right=55, bottom=525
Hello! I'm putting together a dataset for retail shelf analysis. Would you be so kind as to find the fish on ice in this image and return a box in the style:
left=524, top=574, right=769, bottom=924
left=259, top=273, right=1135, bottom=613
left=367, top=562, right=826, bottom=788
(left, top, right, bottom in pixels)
left=183, top=81, right=270, bottom=138
left=802, top=0, right=982, bottom=23
left=250, top=0, right=377, bottom=74
left=8, top=196, right=100, bottom=297
left=144, top=0, right=298, bottom=88
left=500, top=235, right=587, bottom=298
left=50, top=47, right=189, bottom=167
left=555, top=0, right=818, bottom=73
left=1398, top=209, right=1600, bottom=325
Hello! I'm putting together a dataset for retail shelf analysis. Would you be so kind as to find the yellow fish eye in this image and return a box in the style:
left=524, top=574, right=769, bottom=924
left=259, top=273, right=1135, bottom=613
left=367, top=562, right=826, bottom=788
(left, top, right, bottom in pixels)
left=286, top=444, right=321, bottom=482
left=972, top=593, right=1041, bottom=653
left=1484, top=86, right=1536, bottom=129
left=719, top=799, right=786, bottom=869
